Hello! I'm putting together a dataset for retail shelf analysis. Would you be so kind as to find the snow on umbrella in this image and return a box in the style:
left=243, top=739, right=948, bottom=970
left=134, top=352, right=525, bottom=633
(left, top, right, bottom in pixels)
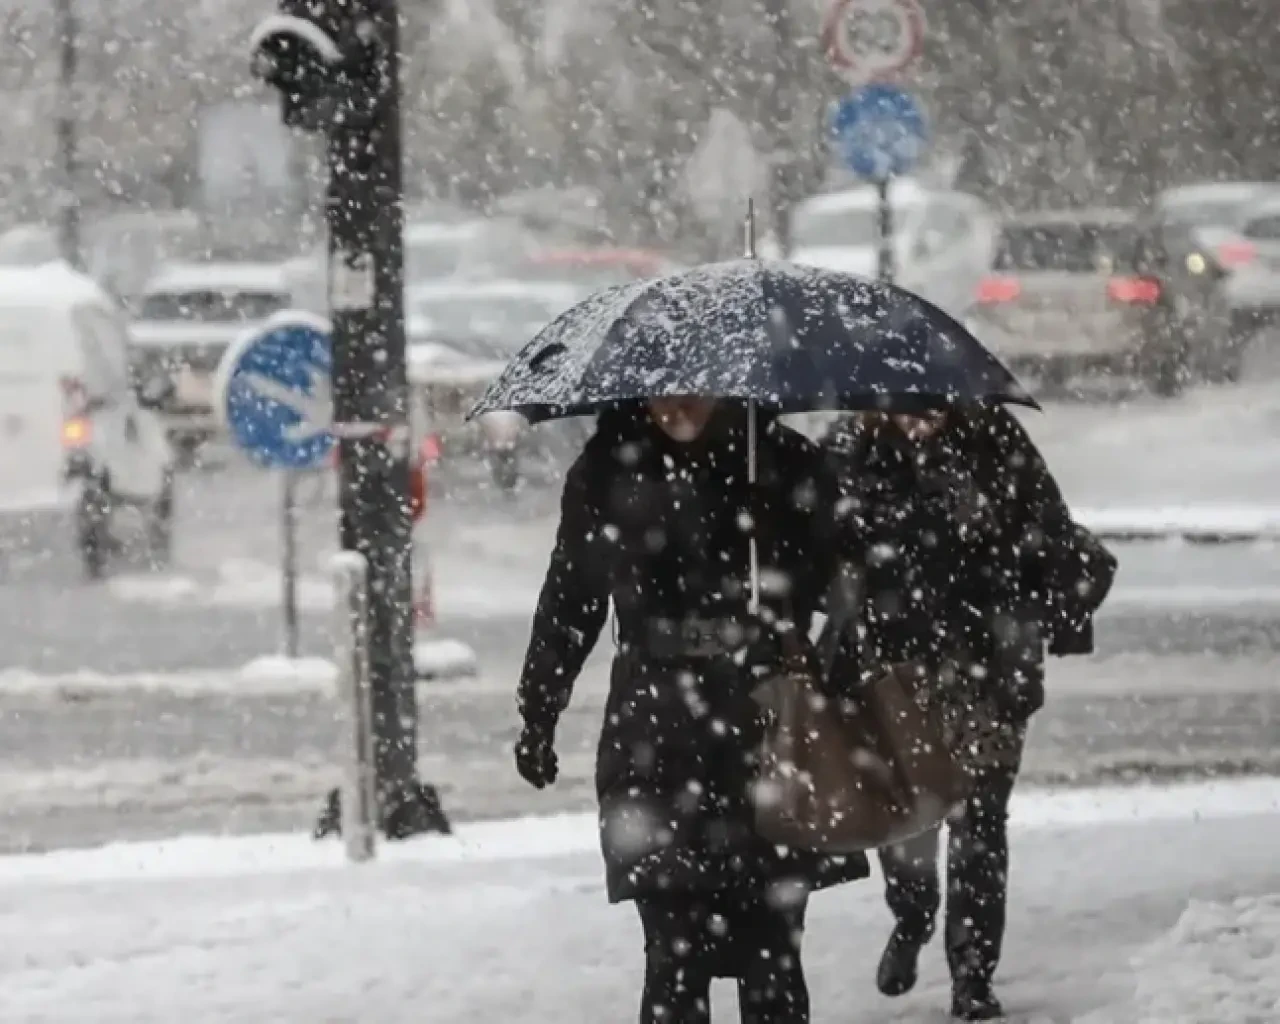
left=467, top=258, right=1037, bottom=423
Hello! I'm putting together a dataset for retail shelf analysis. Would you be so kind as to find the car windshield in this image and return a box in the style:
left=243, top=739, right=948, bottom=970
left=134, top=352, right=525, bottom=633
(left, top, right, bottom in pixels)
left=411, top=293, right=573, bottom=353
left=791, top=206, right=882, bottom=248
left=994, top=222, right=1135, bottom=273
left=1159, top=198, right=1261, bottom=231
left=139, top=290, right=287, bottom=322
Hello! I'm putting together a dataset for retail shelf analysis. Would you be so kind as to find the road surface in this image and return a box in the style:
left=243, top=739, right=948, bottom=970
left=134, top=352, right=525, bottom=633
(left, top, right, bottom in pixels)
left=0, top=387, right=1278, bottom=851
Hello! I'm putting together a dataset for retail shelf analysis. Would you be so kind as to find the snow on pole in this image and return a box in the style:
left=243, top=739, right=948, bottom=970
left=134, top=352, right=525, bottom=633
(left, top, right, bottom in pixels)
left=332, top=551, right=376, bottom=863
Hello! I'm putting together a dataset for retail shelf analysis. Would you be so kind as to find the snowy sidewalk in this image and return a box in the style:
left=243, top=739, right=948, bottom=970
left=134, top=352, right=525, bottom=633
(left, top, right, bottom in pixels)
left=1, top=779, right=1279, bottom=1023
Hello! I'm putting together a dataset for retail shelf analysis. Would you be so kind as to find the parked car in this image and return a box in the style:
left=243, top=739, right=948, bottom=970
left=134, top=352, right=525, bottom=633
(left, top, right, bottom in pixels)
left=0, top=262, right=175, bottom=577
left=129, top=262, right=291, bottom=453
left=1106, top=219, right=1234, bottom=395
left=1223, top=197, right=1280, bottom=378
left=282, top=217, right=542, bottom=313
left=406, top=280, right=586, bottom=490
left=787, top=179, right=997, bottom=320
left=489, top=247, right=680, bottom=288
left=967, top=208, right=1137, bottom=386
left=1152, top=181, right=1280, bottom=273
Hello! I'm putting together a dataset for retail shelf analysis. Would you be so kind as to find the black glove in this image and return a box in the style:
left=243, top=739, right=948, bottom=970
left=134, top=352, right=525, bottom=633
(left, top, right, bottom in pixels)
left=515, top=723, right=558, bottom=789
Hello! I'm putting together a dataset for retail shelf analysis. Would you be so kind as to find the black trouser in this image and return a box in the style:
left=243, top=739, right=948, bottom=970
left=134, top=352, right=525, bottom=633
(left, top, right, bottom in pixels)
left=877, top=749, right=1022, bottom=988
left=636, top=892, right=809, bottom=1024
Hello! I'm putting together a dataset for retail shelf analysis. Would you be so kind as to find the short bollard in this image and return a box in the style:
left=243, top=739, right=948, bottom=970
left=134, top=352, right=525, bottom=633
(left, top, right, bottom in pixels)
left=332, top=551, right=376, bottom=863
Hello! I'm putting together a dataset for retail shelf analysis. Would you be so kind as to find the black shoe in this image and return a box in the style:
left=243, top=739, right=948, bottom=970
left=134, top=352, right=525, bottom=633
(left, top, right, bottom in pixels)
left=313, top=783, right=452, bottom=841
left=877, top=926, right=927, bottom=997
left=950, top=981, right=1004, bottom=1020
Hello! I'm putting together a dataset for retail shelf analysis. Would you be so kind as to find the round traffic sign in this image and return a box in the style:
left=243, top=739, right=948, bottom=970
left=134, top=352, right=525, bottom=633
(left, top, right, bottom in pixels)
left=821, top=0, right=926, bottom=84
left=213, top=310, right=336, bottom=471
left=828, top=84, right=929, bottom=181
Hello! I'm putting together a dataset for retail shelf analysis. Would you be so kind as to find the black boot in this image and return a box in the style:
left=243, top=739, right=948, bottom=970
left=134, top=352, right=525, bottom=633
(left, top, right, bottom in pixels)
left=950, top=978, right=1004, bottom=1021
left=876, top=925, right=927, bottom=997
left=313, top=783, right=452, bottom=840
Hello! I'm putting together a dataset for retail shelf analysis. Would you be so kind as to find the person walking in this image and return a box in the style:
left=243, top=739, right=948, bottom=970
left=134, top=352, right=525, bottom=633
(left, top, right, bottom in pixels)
left=823, top=406, right=1115, bottom=1021
left=514, top=396, right=870, bottom=1024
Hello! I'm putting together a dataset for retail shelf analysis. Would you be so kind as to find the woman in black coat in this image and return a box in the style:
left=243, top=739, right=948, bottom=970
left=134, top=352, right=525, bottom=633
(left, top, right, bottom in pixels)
left=824, top=405, right=1114, bottom=1021
left=514, top=396, right=869, bottom=1024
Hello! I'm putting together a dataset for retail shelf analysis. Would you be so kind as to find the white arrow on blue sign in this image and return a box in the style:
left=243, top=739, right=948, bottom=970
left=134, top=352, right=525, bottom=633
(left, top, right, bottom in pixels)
left=213, top=311, right=336, bottom=470
left=828, top=83, right=929, bottom=181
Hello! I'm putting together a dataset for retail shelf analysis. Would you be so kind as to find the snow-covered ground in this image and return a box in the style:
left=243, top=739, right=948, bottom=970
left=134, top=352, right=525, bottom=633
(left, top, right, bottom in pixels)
left=0, top=779, right=1277, bottom=1023
left=1079, top=895, right=1280, bottom=1024
left=1022, top=382, right=1280, bottom=514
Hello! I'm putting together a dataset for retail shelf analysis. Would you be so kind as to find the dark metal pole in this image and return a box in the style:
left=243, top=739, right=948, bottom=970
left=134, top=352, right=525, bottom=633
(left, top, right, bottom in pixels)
left=762, top=0, right=797, bottom=256
left=324, top=0, right=435, bottom=836
left=54, top=0, right=82, bottom=269
left=282, top=471, right=300, bottom=660
left=876, top=178, right=894, bottom=283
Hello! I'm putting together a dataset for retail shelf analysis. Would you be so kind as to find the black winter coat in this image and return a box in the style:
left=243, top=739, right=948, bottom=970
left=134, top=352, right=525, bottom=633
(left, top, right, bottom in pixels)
left=517, top=408, right=870, bottom=904
left=826, top=407, right=1116, bottom=719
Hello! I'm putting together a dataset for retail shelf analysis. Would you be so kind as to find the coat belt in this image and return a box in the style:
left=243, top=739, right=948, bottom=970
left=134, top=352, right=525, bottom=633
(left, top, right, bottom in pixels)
left=620, top=616, right=756, bottom=661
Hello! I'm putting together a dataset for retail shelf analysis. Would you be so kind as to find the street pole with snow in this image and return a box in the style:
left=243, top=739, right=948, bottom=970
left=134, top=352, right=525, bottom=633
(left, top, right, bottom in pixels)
left=250, top=0, right=449, bottom=839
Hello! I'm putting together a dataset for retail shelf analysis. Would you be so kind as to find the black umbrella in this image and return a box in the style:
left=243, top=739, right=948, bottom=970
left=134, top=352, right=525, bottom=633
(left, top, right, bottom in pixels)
left=468, top=258, right=1036, bottom=423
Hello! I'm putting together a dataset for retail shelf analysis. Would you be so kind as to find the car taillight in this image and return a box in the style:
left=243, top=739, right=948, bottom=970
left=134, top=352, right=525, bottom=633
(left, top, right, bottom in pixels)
left=1107, top=276, right=1162, bottom=305
left=975, top=276, right=1022, bottom=305
left=61, top=415, right=91, bottom=449
left=1216, top=240, right=1256, bottom=269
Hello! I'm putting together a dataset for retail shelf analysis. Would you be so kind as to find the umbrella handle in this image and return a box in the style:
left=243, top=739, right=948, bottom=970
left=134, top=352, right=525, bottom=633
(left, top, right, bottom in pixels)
left=743, top=198, right=757, bottom=260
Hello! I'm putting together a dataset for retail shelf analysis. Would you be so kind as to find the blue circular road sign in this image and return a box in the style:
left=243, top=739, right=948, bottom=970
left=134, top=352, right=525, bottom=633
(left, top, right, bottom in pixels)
left=214, top=311, right=335, bottom=470
left=828, top=83, right=929, bottom=181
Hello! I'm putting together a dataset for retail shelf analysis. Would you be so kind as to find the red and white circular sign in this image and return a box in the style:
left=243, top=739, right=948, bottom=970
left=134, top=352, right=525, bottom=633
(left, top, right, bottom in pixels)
left=821, top=0, right=926, bottom=84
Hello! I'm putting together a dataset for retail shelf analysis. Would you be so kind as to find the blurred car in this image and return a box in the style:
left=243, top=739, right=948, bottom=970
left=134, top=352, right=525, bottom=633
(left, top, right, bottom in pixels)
left=488, top=186, right=614, bottom=246
left=787, top=179, right=997, bottom=320
left=282, top=217, right=542, bottom=313
left=129, top=262, right=291, bottom=451
left=1105, top=219, right=1234, bottom=395
left=1152, top=181, right=1280, bottom=273
left=1223, top=197, right=1280, bottom=378
left=406, top=280, right=587, bottom=490
left=967, top=208, right=1137, bottom=386
left=0, top=262, right=175, bottom=578
left=484, top=247, right=680, bottom=289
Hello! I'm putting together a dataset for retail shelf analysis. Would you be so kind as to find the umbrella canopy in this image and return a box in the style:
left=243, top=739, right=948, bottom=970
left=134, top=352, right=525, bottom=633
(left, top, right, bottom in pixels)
left=469, top=259, right=1036, bottom=423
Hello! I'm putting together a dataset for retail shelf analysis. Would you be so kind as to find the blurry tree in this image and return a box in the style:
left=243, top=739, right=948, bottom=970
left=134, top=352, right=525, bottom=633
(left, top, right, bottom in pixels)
left=0, top=0, right=1277, bottom=240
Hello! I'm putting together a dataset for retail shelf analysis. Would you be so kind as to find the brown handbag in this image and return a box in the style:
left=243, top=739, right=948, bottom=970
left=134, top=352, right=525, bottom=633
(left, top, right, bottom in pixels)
left=752, top=644, right=970, bottom=855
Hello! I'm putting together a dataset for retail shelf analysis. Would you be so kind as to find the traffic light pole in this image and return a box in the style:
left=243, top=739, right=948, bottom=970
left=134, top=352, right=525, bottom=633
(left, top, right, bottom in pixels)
left=54, top=0, right=82, bottom=269
left=300, top=0, right=448, bottom=839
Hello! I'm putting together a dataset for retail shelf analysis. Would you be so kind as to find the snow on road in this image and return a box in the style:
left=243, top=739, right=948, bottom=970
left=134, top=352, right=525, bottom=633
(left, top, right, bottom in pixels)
left=1022, top=383, right=1280, bottom=513
left=0, top=780, right=1277, bottom=1023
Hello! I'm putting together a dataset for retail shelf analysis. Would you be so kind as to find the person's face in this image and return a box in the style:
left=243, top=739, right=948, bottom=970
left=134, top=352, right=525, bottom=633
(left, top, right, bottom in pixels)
left=648, top=396, right=718, bottom=443
left=890, top=411, right=948, bottom=443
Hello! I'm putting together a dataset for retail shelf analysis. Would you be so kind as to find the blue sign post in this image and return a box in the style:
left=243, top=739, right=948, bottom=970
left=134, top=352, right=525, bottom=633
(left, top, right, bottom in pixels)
left=215, top=311, right=335, bottom=470
left=215, top=311, right=334, bottom=658
left=828, top=83, right=929, bottom=284
left=828, top=82, right=928, bottom=182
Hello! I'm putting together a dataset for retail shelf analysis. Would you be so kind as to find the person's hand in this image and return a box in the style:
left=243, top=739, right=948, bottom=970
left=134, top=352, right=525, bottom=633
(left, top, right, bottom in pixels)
left=515, top=724, right=558, bottom=789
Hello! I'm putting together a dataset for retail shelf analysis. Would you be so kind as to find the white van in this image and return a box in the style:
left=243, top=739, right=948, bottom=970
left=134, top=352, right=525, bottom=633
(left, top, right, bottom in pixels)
left=0, top=262, right=175, bottom=577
